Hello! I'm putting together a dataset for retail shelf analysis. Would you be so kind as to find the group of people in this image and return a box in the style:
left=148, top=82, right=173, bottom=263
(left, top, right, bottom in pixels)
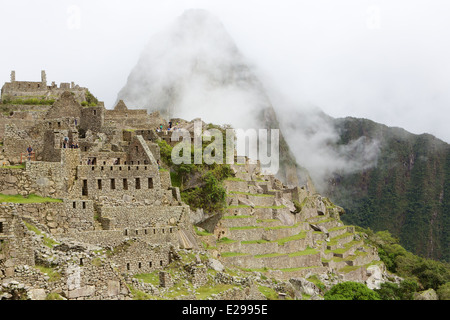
left=62, top=136, right=79, bottom=149
left=156, top=121, right=180, bottom=133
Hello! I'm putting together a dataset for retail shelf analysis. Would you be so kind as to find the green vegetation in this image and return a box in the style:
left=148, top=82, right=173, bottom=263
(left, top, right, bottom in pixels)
left=134, top=272, right=160, bottom=286
left=35, top=264, right=61, bottom=282
left=46, top=293, right=65, bottom=300
left=0, top=193, right=62, bottom=204
left=220, top=252, right=249, bottom=257
left=328, top=118, right=450, bottom=262
left=0, top=164, right=26, bottom=169
left=24, top=221, right=59, bottom=248
left=228, top=191, right=274, bottom=197
left=217, top=237, right=237, bottom=244
left=324, top=281, right=380, bottom=300
left=2, top=98, right=55, bottom=105
left=157, top=139, right=231, bottom=213
left=356, top=227, right=450, bottom=299
left=258, top=285, right=279, bottom=300
left=83, top=89, right=98, bottom=106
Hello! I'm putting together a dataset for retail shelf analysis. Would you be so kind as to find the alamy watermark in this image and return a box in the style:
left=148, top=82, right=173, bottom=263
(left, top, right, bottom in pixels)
left=170, top=120, right=280, bottom=174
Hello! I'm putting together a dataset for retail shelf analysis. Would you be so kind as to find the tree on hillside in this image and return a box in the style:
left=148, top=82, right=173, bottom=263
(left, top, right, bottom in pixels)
left=324, top=282, right=380, bottom=300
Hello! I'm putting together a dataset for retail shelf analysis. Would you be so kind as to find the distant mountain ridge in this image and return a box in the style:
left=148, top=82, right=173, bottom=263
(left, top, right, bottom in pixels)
left=324, top=117, right=450, bottom=262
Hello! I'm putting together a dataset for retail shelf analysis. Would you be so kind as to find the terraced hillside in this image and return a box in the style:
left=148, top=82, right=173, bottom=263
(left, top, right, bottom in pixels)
left=197, top=158, right=383, bottom=282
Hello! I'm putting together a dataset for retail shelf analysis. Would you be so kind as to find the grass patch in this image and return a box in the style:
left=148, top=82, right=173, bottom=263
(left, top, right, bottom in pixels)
left=288, top=248, right=318, bottom=257
left=193, top=225, right=213, bottom=236
left=24, top=221, right=59, bottom=248
left=229, top=226, right=263, bottom=230
left=0, top=193, right=62, bottom=204
left=134, top=272, right=160, bottom=286
left=255, top=205, right=286, bottom=209
left=195, top=284, right=236, bottom=299
left=222, top=215, right=252, bottom=219
left=227, top=205, right=251, bottom=209
left=224, top=177, right=245, bottom=182
left=217, top=237, right=237, bottom=244
left=129, top=285, right=156, bottom=300
left=35, top=265, right=61, bottom=282
left=258, top=285, right=279, bottom=300
left=254, top=253, right=286, bottom=259
left=276, top=231, right=307, bottom=245
left=228, top=191, right=274, bottom=197
left=220, top=252, right=249, bottom=257
left=241, top=239, right=270, bottom=244
left=280, top=266, right=321, bottom=272
left=0, top=164, right=26, bottom=169
left=46, top=293, right=65, bottom=300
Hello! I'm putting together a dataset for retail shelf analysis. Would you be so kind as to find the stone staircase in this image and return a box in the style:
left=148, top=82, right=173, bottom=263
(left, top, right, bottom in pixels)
left=207, top=159, right=381, bottom=280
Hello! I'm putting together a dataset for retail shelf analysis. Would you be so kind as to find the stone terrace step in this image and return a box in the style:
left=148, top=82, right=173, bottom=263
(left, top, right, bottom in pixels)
left=326, top=233, right=356, bottom=251
left=220, top=249, right=322, bottom=270
left=227, top=192, right=276, bottom=207
left=219, top=215, right=257, bottom=228
left=328, top=226, right=353, bottom=239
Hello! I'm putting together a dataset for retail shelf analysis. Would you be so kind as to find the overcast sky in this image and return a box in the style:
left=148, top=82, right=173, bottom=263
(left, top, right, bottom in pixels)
left=1, top=0, right=449, bottom=143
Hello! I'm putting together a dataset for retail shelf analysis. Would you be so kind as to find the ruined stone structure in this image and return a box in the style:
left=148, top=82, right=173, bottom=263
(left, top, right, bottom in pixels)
left=0, top=73, right=392, bottom=300
left=1, top=71, right=87, bottom=103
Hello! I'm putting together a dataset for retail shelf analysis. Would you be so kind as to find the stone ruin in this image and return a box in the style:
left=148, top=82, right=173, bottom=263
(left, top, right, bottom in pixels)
left=0, top=73, right=393, bottom=300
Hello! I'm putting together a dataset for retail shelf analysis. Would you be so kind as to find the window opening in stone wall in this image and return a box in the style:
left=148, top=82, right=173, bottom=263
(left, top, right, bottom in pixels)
left=124, top=229, right=128, bottom=236
left=160, top=260, right=163, bottom=266
left=82, top=201, right=86, bottom=209
left=82, top=180, right=88, bottom=196
left=123, top=179, right=128, bottom=190
left=135, top=230, right=138, bottom=235
left=97, top=179, right=102, bottom=190
left=0, top=222, right=3, bottom=233
left=111, top=179, right=115, bottom=190
left=138, top=262, right=141, bottom=269
left=148, top=178, right=153, bottom=189
left=80, top=258, right=84, bottom=266
left=73, top=202, right=76, bottom=209
left=149, top=262, right=152, bottom=268
left=93, top=110, right=97, bottom=116
left=135, top=178, right=141, bottom=189
left=135, top=146, right=139, bottom=153
left=127, top=263, right=130, bottom=270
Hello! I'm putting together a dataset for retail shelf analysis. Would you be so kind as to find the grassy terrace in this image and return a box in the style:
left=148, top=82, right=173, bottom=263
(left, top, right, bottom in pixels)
left=0, top=164, right=26, bottom=169
left=227, top=204, right=286, bottom=209
left=222, top=215, right=253, bottom=219
left=254, top=247, right=318, bottom=259
left=326, top=232, right=355, bottom=247
left=0, top=193, right=63, bottom=203
left=220, top=252, right=250, bottom=257
left=228, top=191, right=274, bottom=197
left=224, top=177, right=246, bottom=182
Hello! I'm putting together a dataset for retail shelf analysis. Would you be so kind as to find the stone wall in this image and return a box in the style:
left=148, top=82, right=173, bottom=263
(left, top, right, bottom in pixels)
left=0, top=207, right=35, bottom=276
left=1, top=201, right=95, bottom=235
left=80, top=105, right=104, bottom=133
left=0, top=168, right=31, bottom=196
left=25, top=160, right=65, bottom=198
left=74, top=164, right=162, bottom=202
left=110, top=241, right=172, bottom=275
left=98, top=205, right=188, bottom=230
